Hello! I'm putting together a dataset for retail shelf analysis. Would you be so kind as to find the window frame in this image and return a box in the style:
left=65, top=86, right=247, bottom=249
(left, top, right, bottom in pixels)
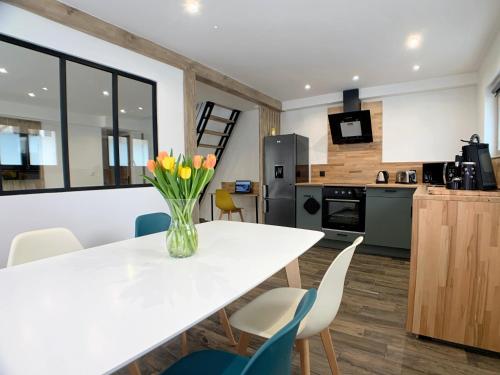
left=0, top=33, right=158, bottom=196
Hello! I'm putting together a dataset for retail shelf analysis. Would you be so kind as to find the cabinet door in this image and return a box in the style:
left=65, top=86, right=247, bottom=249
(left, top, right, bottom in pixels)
left=365, top=196, right=412, bottom=249
left=296, top=186, right=322, bottom=230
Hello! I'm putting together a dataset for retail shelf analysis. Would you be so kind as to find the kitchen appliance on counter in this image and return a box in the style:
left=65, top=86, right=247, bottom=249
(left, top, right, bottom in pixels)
left=461, top=134, right=497, bottom=190
left=461, top=162, right=477, bottom=190
left=322, top=186, right=366, bottom=234
left=423, top=162, right=454, bottom=185
left=376, top=171, right=389, bottom=184
left=395, top=170, right=417, bottom=184
left=263, top=134, right=309, bottom=227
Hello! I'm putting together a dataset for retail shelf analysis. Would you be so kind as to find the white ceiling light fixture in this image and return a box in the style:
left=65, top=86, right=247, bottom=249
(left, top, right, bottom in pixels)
left=406, top=33, right=422, bottom=49
left=184, top=0, right=200, bottom=14
left=28, top=92, right=36, bottom=97
left=213, top=25, right=220, bottom=30
left=120, top=109, right=126, bottom=114
left=304, top=84, right=311, bottom=90
left=42, top=87, right=48, bottom=91
left=138, top=106, right=143, bottom=110
left=102, top=90, right=110, bottom=96
left=0, top=67, right=7, bottom=74
left=352, top=75, right=359, bottom=81
left=413, top=64, right=421, bottom=71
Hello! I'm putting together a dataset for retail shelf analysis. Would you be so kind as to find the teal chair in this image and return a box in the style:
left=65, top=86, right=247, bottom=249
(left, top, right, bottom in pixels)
left=160, top=288, right=317, bottom=375
left=135, top=212, right=171, bottom=237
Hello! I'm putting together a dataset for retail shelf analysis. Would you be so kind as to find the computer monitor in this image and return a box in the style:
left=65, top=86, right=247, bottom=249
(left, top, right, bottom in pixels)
left=235, top=180, right=252, bottom=193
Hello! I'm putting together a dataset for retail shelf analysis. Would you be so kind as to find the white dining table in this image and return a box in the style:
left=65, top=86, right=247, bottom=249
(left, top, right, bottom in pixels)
left=0, top=221, right=323, bottom=375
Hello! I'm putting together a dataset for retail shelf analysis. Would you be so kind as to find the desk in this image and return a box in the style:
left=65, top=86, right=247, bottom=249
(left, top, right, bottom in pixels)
left=0, top=221, right=323, bottom=375
left=210, top=192, right=259, bottom=222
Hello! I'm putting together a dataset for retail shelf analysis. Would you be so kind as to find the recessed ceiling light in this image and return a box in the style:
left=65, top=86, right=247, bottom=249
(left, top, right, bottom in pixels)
left=352, top=75, right=359, bottom=81
left=413, top=64, right=421, bottom=71
left=42, top=87, right=48, bottom=91
left=120, top=109, right=126, bottom=114
left=304, top=84, right=311, bottom=90
left=28, top=92, right=36, bottom=97
left=406, top=33, right=422, bottom=49
left=102, top=90, right=110, bottom=96
left=0, top=67, right=7, bottom=74
left=138, top=106, right=143, bottom=111
left=213, top=25, right=219, bottom=30
left=184, top=0, right=200, bottom=14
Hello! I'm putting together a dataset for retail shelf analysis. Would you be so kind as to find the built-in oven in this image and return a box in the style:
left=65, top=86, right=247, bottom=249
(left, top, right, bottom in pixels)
left=322, top=186, right=366, bottom=233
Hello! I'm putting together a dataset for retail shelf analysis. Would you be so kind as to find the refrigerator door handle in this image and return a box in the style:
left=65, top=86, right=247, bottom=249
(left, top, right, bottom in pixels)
left=262, top=184, right=268, bottom=198
left=264, top=199, right=269, bottom=213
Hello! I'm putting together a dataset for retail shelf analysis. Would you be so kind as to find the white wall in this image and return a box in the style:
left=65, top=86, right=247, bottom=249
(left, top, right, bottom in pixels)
left=0, top=4, right=184, bottom=267
left=281, top=105, right=329, bottom=165
left=198, top=109, right=260, bottom=222
left=382, top=86, right=478, bottom=162
left=478, top=29, right=500, bottom=155
left=281, top=84, right=479, bottom=164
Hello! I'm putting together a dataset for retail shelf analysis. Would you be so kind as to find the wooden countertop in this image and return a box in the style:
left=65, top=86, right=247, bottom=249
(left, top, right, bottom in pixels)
left=296, top=182, right=421, bottom=189
left=413, top=185, right=500, bottom=202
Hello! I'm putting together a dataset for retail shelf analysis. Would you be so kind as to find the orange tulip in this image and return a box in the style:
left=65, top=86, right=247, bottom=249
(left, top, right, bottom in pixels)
left=162, top=156, right=176, bottom=172
left=157, top=151, right=169, bottom=162
left=204, top=154, right=217, bottom=169
left=193, top=155, right=202, bottom=169
left=147, top=160, right=156, bottom=174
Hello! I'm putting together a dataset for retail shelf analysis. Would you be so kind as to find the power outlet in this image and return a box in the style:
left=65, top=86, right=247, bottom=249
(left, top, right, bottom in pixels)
left=320, top=170, right=326, bottom=177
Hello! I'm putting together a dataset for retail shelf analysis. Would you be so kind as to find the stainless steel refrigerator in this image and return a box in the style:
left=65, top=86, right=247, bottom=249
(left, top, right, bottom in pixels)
left=263, top=134, right=309, bottom=227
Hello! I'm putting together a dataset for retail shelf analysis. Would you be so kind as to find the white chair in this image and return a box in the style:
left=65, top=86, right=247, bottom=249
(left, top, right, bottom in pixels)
left=229, top=236, right=363, bottom=375
left=7, top=227, right=83, bottom=266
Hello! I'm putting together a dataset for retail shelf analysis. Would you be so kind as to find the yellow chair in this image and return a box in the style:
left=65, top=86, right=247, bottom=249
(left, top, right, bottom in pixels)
left=215, top=189, right=244, bottom=221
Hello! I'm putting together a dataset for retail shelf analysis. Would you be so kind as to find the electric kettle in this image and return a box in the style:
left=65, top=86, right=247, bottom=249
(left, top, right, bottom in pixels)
left=376, top=171, right=389, bottom=184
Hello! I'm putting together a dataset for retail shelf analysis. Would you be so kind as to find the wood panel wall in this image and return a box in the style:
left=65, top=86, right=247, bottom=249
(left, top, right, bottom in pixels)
left=493, top=157, right=500, bottom=186
left=311, top=101, right=423, bottom=184
left=258, top=106, right=281, bottom=223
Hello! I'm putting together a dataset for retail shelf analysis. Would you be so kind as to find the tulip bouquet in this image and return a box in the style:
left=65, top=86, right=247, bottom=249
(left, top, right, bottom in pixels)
left=144, top=151, right=217, bottom=257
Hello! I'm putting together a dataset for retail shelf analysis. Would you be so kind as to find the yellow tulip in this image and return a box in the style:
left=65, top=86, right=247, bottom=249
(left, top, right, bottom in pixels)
left=179, top=166, right=192, bottom=180
left=162, top=156, right=175, bottom=172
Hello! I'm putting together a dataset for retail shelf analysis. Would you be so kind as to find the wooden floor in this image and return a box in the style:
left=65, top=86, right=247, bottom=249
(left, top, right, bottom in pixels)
left=114, top=246, right=500, bottom=375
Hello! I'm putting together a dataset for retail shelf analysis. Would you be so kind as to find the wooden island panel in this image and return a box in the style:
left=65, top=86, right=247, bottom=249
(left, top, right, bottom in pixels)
left=407, top=187, right=500, bottom=352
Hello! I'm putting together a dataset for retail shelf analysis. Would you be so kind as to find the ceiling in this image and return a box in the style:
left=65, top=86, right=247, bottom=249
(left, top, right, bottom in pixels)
left=59, top=0, right=500, bottom=101
left=196, top=81, right=256, bottom=112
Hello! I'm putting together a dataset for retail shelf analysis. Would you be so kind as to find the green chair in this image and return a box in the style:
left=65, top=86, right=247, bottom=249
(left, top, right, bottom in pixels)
left=160, top=288, right=317, bottom=375
left=135, top=212, right=171, bottom=237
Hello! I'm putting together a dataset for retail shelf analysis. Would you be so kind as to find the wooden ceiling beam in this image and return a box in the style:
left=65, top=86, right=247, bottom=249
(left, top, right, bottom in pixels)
left=4, top=0, right=282, bottom=111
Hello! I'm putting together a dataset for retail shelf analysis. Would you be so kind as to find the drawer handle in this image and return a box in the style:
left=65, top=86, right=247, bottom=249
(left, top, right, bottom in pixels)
left=336, top=233, right=348, bottom=237
left=384, top=189, right=397, bottom=193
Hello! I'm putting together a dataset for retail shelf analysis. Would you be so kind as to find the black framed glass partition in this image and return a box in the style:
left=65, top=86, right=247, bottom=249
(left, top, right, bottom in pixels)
left=0, top=34, right=158, bottom=195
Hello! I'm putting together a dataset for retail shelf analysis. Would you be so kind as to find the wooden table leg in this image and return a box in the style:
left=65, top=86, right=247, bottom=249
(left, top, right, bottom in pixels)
left=127, top=361, right=142, bottom=375
left=218, top=309, right=237, bottom=346
left=285, top=258, right=301, bottom=288
left=180, top=332, right=188, bottom=356
left=237, top=331, right=251, bottom=355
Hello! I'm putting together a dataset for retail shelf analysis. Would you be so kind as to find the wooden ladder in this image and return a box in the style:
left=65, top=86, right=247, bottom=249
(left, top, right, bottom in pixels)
left=196, top=101, right=241, bottom=201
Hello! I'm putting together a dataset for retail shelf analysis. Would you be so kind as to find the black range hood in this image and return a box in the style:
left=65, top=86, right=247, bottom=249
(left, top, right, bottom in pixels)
left=328, top=89, right=373, bottom=144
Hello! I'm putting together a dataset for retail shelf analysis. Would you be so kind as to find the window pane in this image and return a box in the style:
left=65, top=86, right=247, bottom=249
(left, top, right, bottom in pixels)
left=118, top=76, right=154, bottom=185
left=0, top=41, right=64, bottom=191
left=66, top=61, right=114, bottom=187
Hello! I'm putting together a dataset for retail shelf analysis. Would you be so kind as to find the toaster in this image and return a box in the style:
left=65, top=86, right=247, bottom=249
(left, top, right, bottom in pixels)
left=396, top=170, right=417, bottom=184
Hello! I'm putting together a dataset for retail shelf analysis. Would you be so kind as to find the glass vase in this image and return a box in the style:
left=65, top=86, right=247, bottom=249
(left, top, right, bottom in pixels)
left=165, top=199, right=198, bottom=258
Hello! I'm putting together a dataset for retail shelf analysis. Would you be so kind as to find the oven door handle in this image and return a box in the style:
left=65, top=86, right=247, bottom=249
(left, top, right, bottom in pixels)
left=324, top=198, right=360, bottom=203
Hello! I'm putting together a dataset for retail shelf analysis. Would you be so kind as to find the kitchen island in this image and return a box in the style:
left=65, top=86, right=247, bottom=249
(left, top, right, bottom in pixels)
left=407, top=185, right=500, bottom=352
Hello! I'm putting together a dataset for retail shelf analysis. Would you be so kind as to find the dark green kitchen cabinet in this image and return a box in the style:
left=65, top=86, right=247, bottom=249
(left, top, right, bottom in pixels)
left=365, top=188, right=415, bottom=249
left=296, top=186, right=322, bottom=231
